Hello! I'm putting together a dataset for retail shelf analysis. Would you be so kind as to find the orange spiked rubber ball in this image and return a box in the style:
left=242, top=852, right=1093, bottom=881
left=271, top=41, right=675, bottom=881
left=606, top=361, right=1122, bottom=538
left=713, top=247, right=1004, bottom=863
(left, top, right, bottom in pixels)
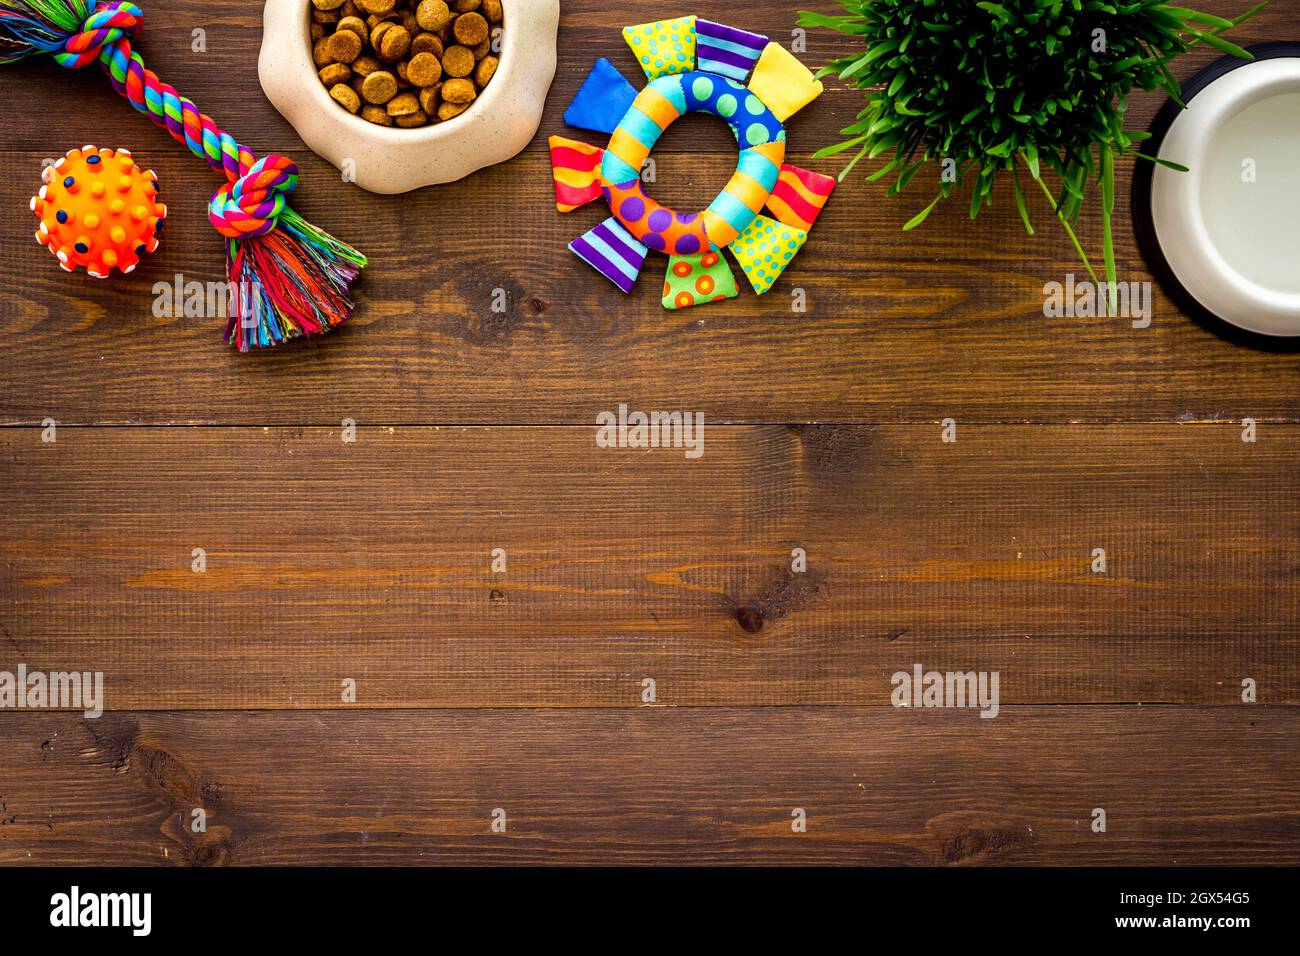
left=30, top=146, right=166, bottom=279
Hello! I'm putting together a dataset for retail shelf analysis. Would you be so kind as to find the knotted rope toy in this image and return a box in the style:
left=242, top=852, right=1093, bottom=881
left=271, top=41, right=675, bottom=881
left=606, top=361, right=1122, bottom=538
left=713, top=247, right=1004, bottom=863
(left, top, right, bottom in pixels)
left=0, top=0, right=366, bottom=350
left=550, top=16, right=836, bottom=310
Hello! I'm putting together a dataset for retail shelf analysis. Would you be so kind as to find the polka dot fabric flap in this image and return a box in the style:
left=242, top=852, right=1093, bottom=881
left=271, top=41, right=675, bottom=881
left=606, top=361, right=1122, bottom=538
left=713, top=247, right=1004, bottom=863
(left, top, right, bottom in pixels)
left=623, top=16, right=697, bottom=81
left=549, top=14, right=835, bottom=311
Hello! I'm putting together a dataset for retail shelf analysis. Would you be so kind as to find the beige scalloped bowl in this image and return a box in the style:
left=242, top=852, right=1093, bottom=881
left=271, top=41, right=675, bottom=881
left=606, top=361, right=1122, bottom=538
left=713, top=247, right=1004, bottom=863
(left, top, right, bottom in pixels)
left=259, top=0, right=559, bottom=194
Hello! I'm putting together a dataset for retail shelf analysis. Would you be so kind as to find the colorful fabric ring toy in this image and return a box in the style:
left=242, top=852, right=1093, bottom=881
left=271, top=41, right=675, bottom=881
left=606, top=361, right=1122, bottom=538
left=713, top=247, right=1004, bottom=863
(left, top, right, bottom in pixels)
left=31, top=144, right=165, bottom=277
left=0, top=0, right=366, bottom=350
left=550, top=15, right=836, bottom=310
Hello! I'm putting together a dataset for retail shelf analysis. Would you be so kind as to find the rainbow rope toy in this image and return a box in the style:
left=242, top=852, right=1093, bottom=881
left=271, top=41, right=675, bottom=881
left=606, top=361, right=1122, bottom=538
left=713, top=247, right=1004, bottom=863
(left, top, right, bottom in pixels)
left=550, top=15, right=836, bottom=310
left=0, top=0, right=366, bottom=351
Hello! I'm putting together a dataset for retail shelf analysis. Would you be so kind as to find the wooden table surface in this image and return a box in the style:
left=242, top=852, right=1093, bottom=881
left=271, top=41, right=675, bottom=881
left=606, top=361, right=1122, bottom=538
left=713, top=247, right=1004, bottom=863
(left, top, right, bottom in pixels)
left=1, top=0, right=1297, bottom=865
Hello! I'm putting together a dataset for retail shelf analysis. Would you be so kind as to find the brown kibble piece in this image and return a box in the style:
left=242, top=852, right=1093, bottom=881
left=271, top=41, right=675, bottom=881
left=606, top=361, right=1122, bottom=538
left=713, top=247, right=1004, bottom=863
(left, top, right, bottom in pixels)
left=312, top=37, right=333, bottom=66
left=471, top=38, right=490, bottom=59
left=312, top=0, right=346, bottom=9
left=326, top=29, right=362, bottom=63
left=411, top=32, right=443, bottom=56
left=358, top=0, right=395, bottom=13
left=482, top=0, right=502, bottom=23
left=437, top=101, right=469, bottom=121
left=440, top=44, right=474, bottom=77
left=386, top=91, right=420, bottom=116
left=361, top=70, right=398, bottom=103
left=441, top=77, right=476, bottom=104
left=378, top=24, right=411, bottom=60
left=311, top=8, right=341, bottom=24
left=351, top=54, right=381, bottom=76
left=395, top=110, right=429, bottom=127
left=310, top=22, right=326, bottom=41
left=329, top=83, right=361, bottom=113
left=454, top=0, right=480, bottom=11
left=341, top=0, right=360, bottom=15
left=370, top=20, right=393, bottom=47
left=337, top=15, right=368, bottom=38
left=318, top=62, right=353, bottom=85
left=361, top=104, right=393, bottom=125
left=416, top=0, right=452, bottom=31
left=418, top=84, right=441, bottom=113
left=453, top=11, right=488, bottom=46
left=474, top=54, right=497, bottom=87
left=406, top=51, right=442, bottom=87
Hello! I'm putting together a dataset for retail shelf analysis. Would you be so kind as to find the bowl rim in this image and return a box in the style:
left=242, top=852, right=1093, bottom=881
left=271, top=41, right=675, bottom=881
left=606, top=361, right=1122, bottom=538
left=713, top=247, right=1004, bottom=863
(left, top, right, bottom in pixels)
left=1165, top=61, right=1300, bottom=314
left=1132, top=42, right=1300, bottom=348
left=260, top=0, right=558, bottom=192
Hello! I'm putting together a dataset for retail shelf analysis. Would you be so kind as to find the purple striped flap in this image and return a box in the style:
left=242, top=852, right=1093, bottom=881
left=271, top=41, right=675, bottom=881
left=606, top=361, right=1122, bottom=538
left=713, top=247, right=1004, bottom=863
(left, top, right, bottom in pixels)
left=696, top=19, right=768, bottom=82
left=569, top=217, right=648, bottom=294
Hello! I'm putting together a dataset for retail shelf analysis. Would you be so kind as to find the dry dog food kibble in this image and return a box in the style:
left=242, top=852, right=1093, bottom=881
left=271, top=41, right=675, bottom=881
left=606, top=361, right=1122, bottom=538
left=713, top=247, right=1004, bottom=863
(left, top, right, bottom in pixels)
left=440, top=44, right=474, bottom=77
left=329, top=82, right=362, bottom=113
left=310, top=0, right=502, bottom=128
left=441, top=77, right=476, bottom=104
left=406, top=51, right=442, bottom=87
left=416, top=0, right=453, bottom=30
left=453, top=11, right=488, bottom=45
left=361, top=70, right=398, bottom=104
left=326, top=28, right=363, bottom=63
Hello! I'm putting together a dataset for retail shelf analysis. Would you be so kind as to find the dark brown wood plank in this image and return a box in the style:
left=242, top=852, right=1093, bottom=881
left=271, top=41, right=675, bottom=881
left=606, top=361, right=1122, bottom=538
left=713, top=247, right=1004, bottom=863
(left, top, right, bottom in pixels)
left=0, top=0, right=1277, bottom=156
left=1, top=2, right=1297, bottom=426
left=4, top=148, right=1299, bottom=426
left=0, top=706, right=1295, bottom=865
left=0, top=2, right=867, bottom=155
left=2, top=424, right=1295, bottom=708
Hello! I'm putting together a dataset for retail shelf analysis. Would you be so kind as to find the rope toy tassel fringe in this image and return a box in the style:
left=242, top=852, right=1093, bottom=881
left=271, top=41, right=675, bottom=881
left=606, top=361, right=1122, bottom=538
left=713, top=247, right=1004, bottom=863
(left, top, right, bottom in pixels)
left=0, top=0, right=367, bottom=351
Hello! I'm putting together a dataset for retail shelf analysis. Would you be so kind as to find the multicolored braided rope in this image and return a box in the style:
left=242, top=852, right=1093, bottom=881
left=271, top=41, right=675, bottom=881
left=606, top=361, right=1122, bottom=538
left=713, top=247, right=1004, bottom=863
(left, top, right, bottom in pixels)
left=0, top=0, right=367, bottom=351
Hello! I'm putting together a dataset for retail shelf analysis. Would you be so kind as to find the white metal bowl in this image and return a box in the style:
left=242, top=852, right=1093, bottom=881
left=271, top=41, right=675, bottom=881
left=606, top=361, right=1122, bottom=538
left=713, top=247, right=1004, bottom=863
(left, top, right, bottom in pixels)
left=1143, top=49, right=1300, bottom=338
left=259, top=0, right=560, bottom=194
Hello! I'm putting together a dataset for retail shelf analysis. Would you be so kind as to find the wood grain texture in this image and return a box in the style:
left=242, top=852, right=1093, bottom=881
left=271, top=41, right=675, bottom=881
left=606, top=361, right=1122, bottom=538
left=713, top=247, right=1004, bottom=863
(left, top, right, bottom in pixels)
left=1, top=0, right=1296, bottom=868
left=0, top=707, right=1296, bottom=865
left=1, top=1, right=1298, bottom=425
left=2, top=425, right=1295, bottom=708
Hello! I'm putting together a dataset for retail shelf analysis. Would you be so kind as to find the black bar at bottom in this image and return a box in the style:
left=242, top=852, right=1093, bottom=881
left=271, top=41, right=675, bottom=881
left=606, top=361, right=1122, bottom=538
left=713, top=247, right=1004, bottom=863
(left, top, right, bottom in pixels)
left=0, top=865, right=1285, bottom=942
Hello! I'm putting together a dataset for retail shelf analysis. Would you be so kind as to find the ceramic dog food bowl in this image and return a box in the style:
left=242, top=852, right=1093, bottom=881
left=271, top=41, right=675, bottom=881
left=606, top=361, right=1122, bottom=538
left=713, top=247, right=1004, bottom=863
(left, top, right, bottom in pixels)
left=260, top=0, right=559, bottom=194
left=1134, top=43, right=1300, bottom=342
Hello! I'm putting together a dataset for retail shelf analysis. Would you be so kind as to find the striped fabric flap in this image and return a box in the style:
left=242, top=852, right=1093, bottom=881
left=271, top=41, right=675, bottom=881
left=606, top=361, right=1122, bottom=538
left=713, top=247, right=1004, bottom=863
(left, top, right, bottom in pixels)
left=569, top=217, right=649, bottom=293
left=695, top=19, right=768, bottom=83
left=549, top=136, right=605, bottom=213
left=765, top=164, right=837, bottom=232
